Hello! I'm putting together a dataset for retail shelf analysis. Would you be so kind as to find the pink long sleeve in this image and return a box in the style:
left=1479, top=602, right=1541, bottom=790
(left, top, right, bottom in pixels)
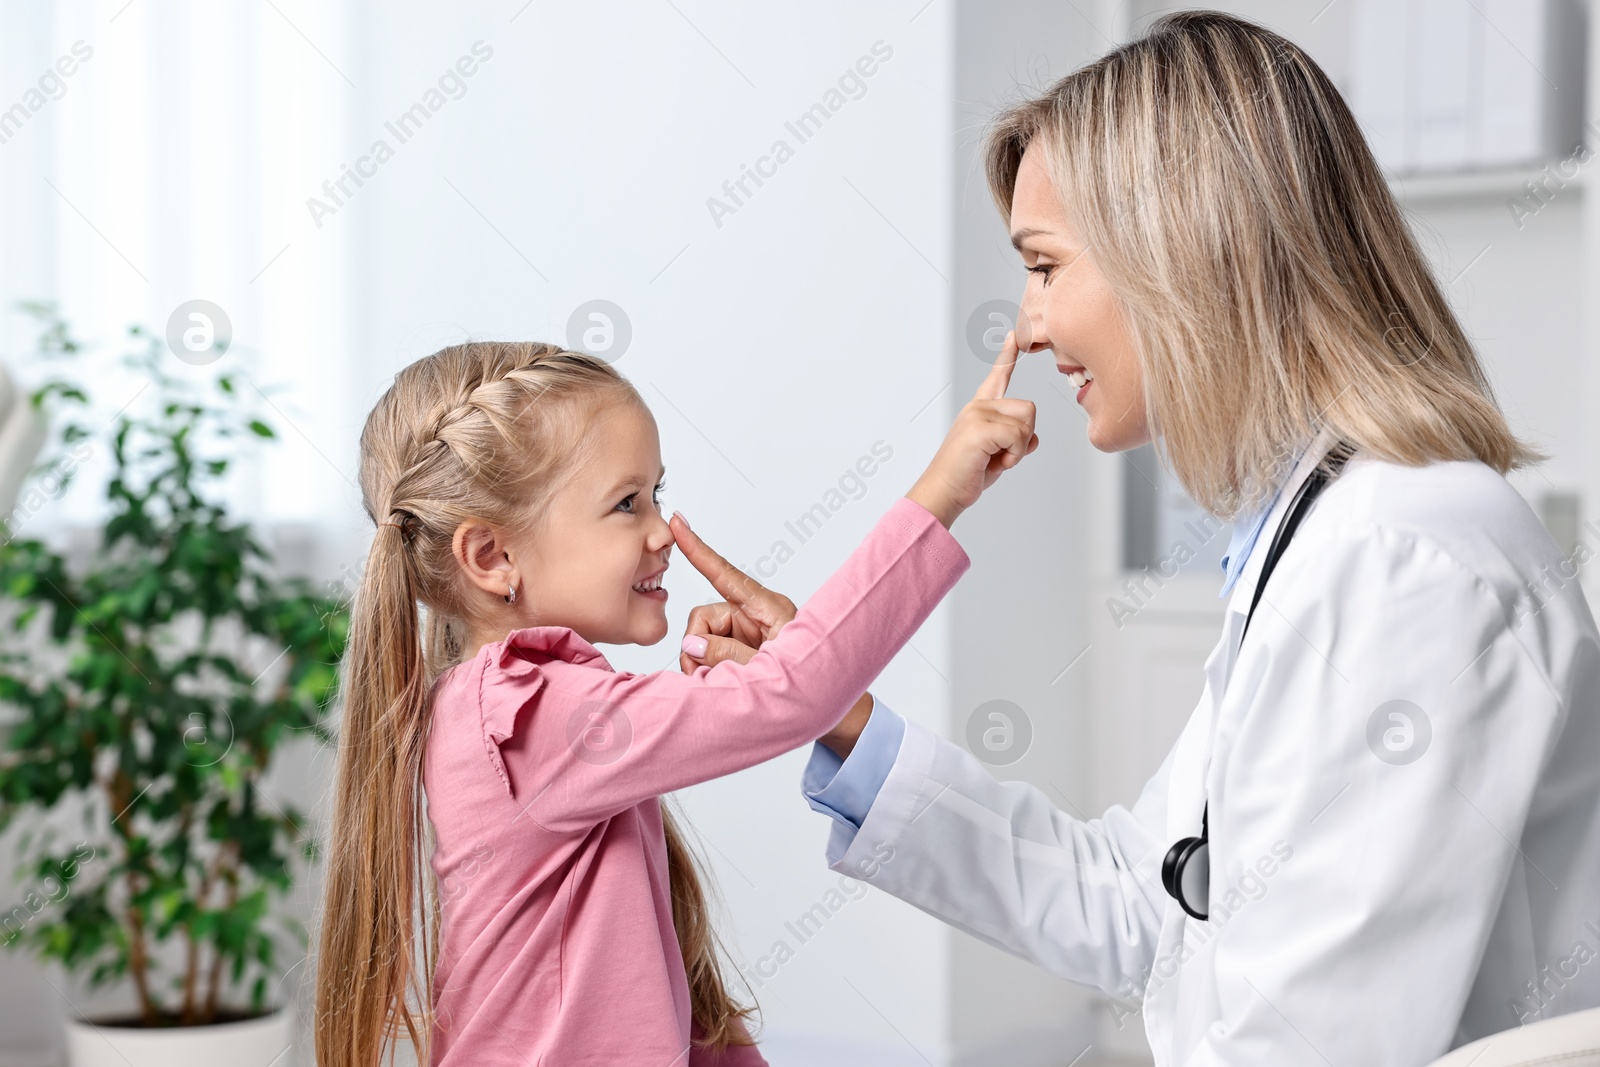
left=476, top=494, right=969, bottom=833
left=422, top=495, right=969, bottom=1066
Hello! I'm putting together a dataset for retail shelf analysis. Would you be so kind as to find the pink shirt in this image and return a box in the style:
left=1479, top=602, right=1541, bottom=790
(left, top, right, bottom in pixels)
left=422, top=497, right=970, bottom=1065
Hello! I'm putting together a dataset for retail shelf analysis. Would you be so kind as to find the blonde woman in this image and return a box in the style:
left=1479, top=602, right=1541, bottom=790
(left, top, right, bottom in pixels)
left=673, top=10, right=1600, bottom=1064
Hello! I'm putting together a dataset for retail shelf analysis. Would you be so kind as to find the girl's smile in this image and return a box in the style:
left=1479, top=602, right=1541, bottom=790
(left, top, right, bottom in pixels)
left=632, top=567, right=669, bottom=601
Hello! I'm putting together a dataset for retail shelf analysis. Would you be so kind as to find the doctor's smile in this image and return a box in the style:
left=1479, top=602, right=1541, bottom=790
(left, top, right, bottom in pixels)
left=196, top=7, right=1600, bottom=1067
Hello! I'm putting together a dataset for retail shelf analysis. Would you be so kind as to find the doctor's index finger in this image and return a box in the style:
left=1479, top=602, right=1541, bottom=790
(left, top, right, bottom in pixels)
left=974, top=329, right=1022, bottom=402
left=668, top=513, right=764, bottom=606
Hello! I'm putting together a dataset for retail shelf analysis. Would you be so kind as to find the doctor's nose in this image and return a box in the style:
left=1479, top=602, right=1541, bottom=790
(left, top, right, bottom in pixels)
left=1016, top=296, right=1050, bottom=355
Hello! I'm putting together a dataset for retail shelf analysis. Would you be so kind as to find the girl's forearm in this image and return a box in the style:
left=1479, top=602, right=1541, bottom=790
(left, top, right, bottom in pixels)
left=904, top=484, right=963, bottom=530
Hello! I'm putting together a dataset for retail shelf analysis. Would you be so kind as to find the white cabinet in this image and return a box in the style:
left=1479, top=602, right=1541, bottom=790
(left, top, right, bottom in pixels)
left=1350, top=0, right=1586, bottom=174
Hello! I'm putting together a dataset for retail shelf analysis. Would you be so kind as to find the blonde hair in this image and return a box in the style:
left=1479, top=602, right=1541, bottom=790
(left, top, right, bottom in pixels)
left=312, top=342, right=757, bottom=1066
left=983, top=9, right=1543, bottom=519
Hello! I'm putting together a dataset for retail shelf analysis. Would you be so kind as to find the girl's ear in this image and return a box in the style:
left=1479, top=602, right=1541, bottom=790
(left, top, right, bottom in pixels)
left=452, top=520, right=518, bottom=600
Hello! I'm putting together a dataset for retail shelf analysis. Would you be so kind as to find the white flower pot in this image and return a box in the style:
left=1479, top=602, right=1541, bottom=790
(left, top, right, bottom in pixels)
left=62, top=1008, right=295, bottom=1067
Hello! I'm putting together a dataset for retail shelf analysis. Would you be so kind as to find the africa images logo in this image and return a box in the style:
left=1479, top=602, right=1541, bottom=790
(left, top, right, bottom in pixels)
left=305, top=40, right=495, bottom=228
left=705, top=40, right=893, bottom=228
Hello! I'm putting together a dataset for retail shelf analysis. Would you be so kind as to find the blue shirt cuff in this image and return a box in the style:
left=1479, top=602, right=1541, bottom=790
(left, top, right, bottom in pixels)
left=801, top=695, right=905, bottom=829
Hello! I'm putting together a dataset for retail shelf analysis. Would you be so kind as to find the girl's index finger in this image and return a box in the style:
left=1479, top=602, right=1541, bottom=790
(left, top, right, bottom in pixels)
left=975, top=329, right=1022, bottom=401
left=668, top=513, right=763, bottom=606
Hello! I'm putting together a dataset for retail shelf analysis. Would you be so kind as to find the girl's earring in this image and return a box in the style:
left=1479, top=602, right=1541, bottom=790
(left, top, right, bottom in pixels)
left=505, top=583, right=517, bottom=606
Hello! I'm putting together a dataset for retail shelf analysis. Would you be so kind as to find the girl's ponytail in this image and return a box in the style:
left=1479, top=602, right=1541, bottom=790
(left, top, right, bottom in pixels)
left=313, top=509, right=439, bottom=1067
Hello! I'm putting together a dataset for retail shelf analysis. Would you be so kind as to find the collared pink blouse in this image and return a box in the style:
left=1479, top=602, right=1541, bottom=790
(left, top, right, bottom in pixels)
left=421, top=496, right=970, bottom=1065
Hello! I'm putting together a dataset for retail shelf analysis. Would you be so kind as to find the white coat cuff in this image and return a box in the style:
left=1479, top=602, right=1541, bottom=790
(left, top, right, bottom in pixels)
left=823, top=714, right=943, bottom=874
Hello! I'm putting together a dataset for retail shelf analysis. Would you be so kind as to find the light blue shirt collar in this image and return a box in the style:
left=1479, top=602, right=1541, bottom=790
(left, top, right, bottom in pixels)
left=1217, top=438, right=1315, bottom=598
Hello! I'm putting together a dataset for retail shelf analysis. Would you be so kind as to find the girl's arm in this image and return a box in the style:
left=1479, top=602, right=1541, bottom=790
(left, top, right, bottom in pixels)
left=667, top=512, right=875, bottom=758
left=495, top=336, right=1034, bottom=832
left=490, top=494, right=969, bottom=832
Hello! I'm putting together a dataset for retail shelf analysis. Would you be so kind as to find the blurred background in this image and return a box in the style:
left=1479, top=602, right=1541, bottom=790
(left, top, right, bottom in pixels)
left=0, top=1, right=1593, bottom=1064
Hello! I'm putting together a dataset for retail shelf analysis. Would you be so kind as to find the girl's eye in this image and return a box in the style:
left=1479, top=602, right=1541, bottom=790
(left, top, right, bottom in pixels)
left=1027, top=263, right=1055, bottom=283
left=617, top=481, right=667, bottom=514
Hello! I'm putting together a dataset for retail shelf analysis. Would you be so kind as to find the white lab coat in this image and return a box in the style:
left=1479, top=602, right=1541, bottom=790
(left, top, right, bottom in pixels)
left=821, top=426, right=1600, bottom=1065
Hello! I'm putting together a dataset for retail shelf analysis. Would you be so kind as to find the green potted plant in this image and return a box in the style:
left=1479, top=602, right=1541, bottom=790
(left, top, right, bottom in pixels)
left=0, top=303, right=347, bottom=1066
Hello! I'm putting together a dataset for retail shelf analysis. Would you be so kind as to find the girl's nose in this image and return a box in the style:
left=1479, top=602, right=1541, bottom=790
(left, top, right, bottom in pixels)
left=649, top=512, right=676, bottom=552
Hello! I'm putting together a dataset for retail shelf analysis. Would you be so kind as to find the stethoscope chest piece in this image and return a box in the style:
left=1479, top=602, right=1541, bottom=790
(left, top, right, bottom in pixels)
left=1161, top=818, right=1210, bottom=921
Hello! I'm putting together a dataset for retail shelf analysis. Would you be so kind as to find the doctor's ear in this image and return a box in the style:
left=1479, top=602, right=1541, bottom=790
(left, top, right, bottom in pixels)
left=451, top=520, right=520, bottom=600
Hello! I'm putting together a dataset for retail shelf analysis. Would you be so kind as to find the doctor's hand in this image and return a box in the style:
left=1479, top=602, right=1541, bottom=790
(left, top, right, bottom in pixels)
left=667, top=511, right=875, bottom=756
left=905, top=329, right=1038, bottom=529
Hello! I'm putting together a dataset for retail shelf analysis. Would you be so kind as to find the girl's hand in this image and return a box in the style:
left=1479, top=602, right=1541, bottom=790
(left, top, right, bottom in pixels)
left=667, top=512, right=875, bottom=754
left=668, top=512, right=797, bottom=673
left=905, top=329, right=1038, bottom=528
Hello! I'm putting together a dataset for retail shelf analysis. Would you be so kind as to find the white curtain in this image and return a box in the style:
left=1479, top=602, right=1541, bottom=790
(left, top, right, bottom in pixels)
left=0, top=0, right=358, bottom=556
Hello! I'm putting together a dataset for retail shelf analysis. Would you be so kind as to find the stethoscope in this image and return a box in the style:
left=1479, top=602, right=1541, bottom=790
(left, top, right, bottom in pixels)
left=1161, top=441, right=1354, bottom=921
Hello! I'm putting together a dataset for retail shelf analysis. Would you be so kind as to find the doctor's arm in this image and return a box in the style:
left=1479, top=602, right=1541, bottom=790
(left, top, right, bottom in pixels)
left=800, top=692, right=1176, bottom=1000
left=1183, top=525, right=1559, bottom=1067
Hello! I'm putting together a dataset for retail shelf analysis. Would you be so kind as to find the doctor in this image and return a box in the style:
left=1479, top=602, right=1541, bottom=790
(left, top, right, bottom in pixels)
left=673, top=10, right=1600, bottom=1066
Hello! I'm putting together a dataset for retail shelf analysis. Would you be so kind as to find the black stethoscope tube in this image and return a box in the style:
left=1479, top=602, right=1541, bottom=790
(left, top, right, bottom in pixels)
left=1160, top=443, right=1354, bottom=921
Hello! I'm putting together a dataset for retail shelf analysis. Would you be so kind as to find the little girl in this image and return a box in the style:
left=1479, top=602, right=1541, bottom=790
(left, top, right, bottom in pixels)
left=312, top=338, right=1036, bottom=1066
